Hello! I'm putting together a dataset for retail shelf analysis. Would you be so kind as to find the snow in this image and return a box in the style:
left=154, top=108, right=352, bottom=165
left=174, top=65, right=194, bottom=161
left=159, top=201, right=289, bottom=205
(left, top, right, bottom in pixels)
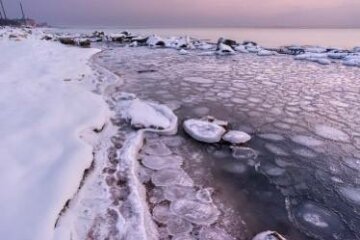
left=183, top=119, right=226, bottom=143
left=0, top=30, right=109, bottom=240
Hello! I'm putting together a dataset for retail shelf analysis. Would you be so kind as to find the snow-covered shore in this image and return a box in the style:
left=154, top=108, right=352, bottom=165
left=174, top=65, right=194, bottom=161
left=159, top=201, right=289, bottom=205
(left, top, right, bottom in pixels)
left=0, top=28, right=110, bottom=240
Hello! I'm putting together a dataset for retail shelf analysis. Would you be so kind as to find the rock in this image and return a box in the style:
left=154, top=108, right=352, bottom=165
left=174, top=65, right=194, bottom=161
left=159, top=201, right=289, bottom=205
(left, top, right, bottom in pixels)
left=243, top=41, right=257, bottom=46
left=59, top=37, right=76, bottom=45
left=110, top=33, right=126, bottom=42
left=222, top=130, right=251, bottom=144
left=252, top=231, right=287, bottom=240
left=183, top=119, right=226, bottom=143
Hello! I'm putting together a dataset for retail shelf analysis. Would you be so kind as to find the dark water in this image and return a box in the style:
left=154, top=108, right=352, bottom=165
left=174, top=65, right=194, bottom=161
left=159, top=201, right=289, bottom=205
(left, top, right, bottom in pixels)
left=94, top=46, right=360, bottom=239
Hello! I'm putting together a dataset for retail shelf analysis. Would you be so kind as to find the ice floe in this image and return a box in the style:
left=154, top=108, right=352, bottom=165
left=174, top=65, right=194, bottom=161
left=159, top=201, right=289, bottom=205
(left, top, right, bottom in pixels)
left=141, top=155, right=183, bottom=170
left=184, top=119, right=226, bottom=143
left=314, top=124, right=350, bottom=142
left=151, top=168, right=194, bottom=187
left=222, top=130, right=252, bottom=144
left=252, top=231, right=287, bottom=240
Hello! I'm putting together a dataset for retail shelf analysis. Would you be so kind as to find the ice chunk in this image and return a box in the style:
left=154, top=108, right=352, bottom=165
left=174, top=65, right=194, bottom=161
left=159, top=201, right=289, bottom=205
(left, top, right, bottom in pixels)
left=222, top=130, right=251, bottom=144
left=166, top=217, right=193, bottom=236
left=196, top=188, right=213, bottom=204
left=152, top=204, right=173, bottom=224
left=179, top=49, right=189, bottom=55
left=234, top=45, right=249, bottom=53
left=231, top=147, right=257, bottom=160
left=143, top=142, right=172, bottom=156
left=339, top=186, right=360, bottom=204
left=151, top=168, right=194, bottom=187
left=265, top=143, right=289, bottom=156
left=126, top=99, right=171, bottom=129
left=199, top=227, right=235, bottom=240
left=258, top=133, right=285, bottom=141
left=291, top=135, right=323, bottom=147
left=170, top=199, right=220, bottom=225
left=141, top=155, right=183, bottom=170
left=184, top=119, right=226, bottom=143
left=164, top=186, right=196, bottom=201
left=252, top=231, right=287, bottom=240
left=314, top=124, right=350, bottom=142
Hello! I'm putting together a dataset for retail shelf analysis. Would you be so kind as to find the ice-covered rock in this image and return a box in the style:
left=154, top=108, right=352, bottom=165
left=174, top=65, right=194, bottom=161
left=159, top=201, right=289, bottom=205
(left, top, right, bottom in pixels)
left=183, top=119, right=226, bottom=143
left=222, top=130, right=251, bottom=144
left=141, top=155, right=183, bottom=170
left=147, top=35, right=166, bottom=47
left=151, top=168, right=194, bottom=187
left=342, top=55, right=360, bottom=67
left=170, top=199, right=220, bottom=225
left=252, top=231, right=287, bottom=240
left=216, top=43, right=235, bottom=55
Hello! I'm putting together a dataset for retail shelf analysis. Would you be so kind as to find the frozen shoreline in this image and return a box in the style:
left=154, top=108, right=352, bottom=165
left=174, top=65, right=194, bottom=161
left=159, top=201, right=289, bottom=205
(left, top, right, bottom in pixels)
left=0, top=28, right=110, bottom=240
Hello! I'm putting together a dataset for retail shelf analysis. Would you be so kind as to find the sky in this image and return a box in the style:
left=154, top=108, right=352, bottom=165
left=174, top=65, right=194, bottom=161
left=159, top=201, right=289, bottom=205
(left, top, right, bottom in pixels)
left=2, top=0, right=360, bottom=27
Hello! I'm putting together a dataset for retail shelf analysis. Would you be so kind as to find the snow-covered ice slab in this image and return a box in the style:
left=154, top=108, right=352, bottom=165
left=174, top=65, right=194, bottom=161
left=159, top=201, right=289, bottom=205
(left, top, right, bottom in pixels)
left=183, top=119, right=226, bottom=143
left=0, top=31, right=109, bottom=240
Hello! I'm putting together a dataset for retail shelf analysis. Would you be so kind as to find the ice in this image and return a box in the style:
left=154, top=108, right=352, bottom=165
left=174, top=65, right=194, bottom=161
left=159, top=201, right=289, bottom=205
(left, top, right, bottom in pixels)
left=342, top=157, right=360, bottom=171
left=339, top=186, right=360, bottom=204
left=166, top=217, right=193, bottom=236
left=193, top=106, right=211, bottom=116
left=179, top=49, right=189, bottom=55
left=293, top=202, right=345, bottom=237
left=183, top=76, right=214, bottom=84
left=126, top=99, right=171, bottom=129
left=262, top=165, right=286, bottom=177
left=163, top=186, right=196, bottom=201
left=257, top=49, right=277, bottom=56
left=232, top=147, right=258, bottom=160
left=199, top=227, right=235, bottom=240
left=216, top=43, right=235, bottom=55
left=196, top=188, right=214, bottom=204
left=234, top=45, right=249, bottom=53
left=141, top=155, right=183, bottom=170
left=258, top=133, right=285, bottom=141
left=170, top=199, right=220, bottom=225
left=222, top=162, right=248, bottom=174
left=152, top=204, right=173, bottom=224
left=222, top=130, right=252, bottom=144
left=161, top=136, right=184, bottom=147
left=292, top=148, right=317, bottom=158
left=314, top=124, right=350, bottom=142
left=252, top=231, right=287, bottom=240
left=265, top=143, right=289, bottom=156
left=0, top=29, right=109, bottom=240
left=146, top=35, right=165, bottom=47
left=184, top=119, right=226, bottom=143
left=143, top=142, right=172, bottom=156
left=151, top=168, right=194, bottom=187
left=173, top=235, right=195, bottom=240
left=291, top=135, right=324, bottom=147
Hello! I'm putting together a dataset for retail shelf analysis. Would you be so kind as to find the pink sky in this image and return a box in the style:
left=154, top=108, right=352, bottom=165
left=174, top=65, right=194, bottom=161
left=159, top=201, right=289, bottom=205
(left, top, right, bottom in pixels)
left=4, top=0, right=360, bottom=27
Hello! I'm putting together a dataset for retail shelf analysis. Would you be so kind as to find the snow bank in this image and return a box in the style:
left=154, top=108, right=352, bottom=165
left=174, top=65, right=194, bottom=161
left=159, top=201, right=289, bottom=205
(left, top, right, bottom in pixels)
left=0, top=31, right=109, bottom=240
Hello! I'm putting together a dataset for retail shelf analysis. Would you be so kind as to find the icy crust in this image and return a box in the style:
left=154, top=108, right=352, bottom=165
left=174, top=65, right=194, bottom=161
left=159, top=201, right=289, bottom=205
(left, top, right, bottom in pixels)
left=0, top=27, right=109, bottom=240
